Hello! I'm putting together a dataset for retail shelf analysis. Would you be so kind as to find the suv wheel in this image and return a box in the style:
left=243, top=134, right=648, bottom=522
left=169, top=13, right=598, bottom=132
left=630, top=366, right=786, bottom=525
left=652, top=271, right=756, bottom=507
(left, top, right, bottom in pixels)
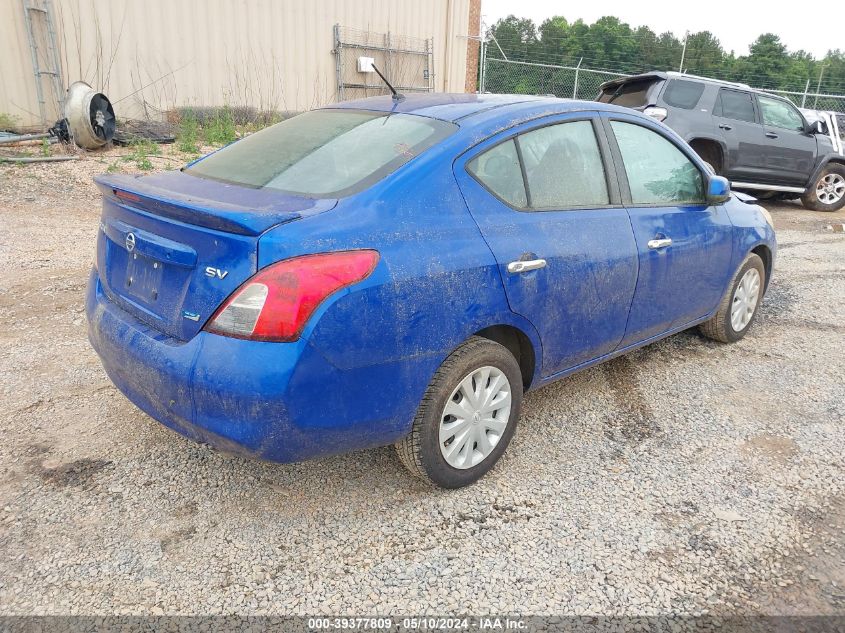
left=802, top=164, right=845, bottom=211
left=395, top=336, right=522, bottom=488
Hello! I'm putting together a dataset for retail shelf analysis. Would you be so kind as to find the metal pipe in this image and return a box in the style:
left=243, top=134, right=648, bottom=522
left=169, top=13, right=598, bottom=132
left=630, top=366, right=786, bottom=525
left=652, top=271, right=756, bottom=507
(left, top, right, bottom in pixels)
left=0, top=154, right=78, bottom=163
left=0, top=132, right=51, bottom=145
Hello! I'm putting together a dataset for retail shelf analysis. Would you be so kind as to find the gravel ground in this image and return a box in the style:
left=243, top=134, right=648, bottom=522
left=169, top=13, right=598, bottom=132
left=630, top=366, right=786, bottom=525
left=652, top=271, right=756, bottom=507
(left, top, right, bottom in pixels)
left=0, top=148, right=843, bottom=616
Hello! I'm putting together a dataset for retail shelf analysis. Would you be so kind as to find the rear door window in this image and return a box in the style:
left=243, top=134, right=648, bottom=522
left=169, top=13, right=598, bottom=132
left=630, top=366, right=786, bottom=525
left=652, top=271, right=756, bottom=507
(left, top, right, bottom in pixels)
left=518, top=121, right=609, bottom=209
left=714, top=89, right=757, bottom=123
left=662, top=79, right=705, bottom=109
left=467, top=139, right=527, bottom=208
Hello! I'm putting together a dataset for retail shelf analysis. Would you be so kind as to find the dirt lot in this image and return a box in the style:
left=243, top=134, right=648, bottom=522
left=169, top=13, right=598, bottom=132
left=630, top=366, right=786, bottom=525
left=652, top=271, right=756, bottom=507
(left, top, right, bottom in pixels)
left=0, top=147, right=843, bottom=616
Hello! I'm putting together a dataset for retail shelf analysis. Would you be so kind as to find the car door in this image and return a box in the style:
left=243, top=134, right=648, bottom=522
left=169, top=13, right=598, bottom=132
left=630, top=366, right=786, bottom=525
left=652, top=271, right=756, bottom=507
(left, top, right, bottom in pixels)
left=602, top=114, right=735, bottom=346
left=756, top=94, right=817, bottom=186
left=712, top=88, right=769, bottom=182
left=454, top=114, right=639, bottom=378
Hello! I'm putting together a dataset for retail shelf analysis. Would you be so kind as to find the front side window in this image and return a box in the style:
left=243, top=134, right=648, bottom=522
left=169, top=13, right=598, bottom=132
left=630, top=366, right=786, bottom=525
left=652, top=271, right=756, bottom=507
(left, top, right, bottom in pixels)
left=467, top=139, right=527, bottom=208
left=518, top=121, right=609, bottom=209
left=758, top=96, right=805, bottom=131
left=663, top=80, right=705, bottom=110
left=715, top=90, right=756, bottom=123
left=611, top=121, right=704, bottom=205
left=185, top=109, right=456, bottom=197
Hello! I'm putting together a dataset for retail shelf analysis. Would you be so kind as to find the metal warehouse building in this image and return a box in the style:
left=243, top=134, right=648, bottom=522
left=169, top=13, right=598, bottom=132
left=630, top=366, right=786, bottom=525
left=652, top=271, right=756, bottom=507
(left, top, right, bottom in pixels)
left=0, top=0, right=482, bottom=130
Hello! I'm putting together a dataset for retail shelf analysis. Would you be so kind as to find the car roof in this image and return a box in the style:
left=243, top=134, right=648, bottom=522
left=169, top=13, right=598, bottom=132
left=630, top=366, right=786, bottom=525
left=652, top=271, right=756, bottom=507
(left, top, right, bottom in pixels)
left=327, top=92, right=632, bottom=123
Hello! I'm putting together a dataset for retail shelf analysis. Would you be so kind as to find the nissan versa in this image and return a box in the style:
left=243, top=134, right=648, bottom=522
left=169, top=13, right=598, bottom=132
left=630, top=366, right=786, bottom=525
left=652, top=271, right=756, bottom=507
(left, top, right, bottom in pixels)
left=86, top=94, right=776, bottom=489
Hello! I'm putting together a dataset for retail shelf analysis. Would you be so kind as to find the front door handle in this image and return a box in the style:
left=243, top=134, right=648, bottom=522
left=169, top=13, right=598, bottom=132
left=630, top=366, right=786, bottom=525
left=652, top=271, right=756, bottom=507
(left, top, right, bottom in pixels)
left=507, top=258, right=547, bottom=273
left=765, top=131, right=778, bottom=139
left=647, top=238, right=673, bottom=249
left=719, top=123, right=732, bottom=131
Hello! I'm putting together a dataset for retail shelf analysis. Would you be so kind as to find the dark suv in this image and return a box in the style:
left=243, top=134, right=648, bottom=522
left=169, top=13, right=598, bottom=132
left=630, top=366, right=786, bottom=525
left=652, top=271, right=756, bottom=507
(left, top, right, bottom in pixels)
left=598, top=71, right=845, bottom=211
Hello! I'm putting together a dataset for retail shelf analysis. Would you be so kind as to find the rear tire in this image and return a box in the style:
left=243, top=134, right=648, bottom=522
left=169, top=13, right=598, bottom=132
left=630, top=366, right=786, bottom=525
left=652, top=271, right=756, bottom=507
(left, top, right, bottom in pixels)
left=395, top=336, right=523, bottom=489
left=801, top=164, right=845, bottom=211
left=700, top=253, right=766, bottom=343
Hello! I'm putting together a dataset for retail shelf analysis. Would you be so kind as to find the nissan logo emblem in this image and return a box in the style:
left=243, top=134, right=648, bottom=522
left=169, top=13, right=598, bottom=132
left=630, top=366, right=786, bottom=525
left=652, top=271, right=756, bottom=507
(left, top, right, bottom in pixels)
left=125, top=232, right=136, bottom=252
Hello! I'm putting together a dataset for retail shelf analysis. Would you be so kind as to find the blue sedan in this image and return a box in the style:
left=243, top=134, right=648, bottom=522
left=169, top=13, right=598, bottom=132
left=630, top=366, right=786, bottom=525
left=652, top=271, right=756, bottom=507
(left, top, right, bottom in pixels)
left=86, top=94, right=776, bottom=488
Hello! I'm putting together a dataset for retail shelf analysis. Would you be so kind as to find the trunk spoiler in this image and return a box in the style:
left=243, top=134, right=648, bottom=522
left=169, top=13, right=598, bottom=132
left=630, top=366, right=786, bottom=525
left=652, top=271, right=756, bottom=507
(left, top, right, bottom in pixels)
left=94, top=172, right=337, bottom=236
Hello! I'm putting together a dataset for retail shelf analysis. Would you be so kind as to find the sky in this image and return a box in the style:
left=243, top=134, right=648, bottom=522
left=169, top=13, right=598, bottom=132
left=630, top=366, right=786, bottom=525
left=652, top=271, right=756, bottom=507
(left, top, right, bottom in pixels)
left=480, top=0, right=844, bottom=58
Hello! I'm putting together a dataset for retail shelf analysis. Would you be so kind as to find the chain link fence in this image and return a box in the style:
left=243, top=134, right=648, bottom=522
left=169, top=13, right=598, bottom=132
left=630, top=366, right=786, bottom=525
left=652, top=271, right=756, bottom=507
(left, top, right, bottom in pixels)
left=481, top=57, right=845, bottom=114
left=333, top=25, right=433, bottom=102
left=481, top=58, right=627, bottom=100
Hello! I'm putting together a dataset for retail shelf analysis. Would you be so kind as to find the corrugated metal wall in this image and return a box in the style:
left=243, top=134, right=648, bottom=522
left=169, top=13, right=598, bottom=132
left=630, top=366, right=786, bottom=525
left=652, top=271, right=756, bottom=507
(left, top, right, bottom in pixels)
left=0, top=0, right=472, bottom=129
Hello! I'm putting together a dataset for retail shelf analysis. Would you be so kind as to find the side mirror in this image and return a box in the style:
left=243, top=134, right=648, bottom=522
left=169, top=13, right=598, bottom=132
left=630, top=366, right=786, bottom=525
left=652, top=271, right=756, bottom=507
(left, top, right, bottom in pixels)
left=804, top=119, right=824, bottom=135
left=707, top=175, right=731, bottom=205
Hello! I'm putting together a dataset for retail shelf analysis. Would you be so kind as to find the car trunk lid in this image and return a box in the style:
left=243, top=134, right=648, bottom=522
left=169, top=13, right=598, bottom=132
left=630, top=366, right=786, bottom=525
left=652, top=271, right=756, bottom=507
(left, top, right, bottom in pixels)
left=94, top=171, right=337, bottom=341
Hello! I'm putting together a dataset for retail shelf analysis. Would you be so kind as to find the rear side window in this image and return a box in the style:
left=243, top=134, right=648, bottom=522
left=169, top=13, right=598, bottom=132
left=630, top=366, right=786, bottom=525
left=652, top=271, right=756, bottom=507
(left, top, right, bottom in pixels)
left=662, top=79, right=705, bottom=109
left=518, top=121, right=609, bottom=209
left=611, top=121, right=704, bottom=205
left=467, top=139, right=527, bottom=208
left=714, top=90, right=756, bottom=123
left=185, top=109, right=456, bottom=197
left=598, top=78, right=662, bottom=107
left=758, top=96, right=805, bottom=131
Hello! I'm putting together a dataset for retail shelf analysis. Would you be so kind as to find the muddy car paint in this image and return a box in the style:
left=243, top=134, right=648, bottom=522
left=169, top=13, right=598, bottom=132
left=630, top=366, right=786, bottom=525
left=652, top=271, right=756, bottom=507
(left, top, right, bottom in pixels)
left=86, top=94, right=777, bottom=464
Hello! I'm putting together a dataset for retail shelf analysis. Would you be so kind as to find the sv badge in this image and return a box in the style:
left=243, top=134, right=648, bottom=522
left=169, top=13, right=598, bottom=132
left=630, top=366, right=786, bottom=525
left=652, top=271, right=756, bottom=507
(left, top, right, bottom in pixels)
left=205, top=266, right=229, bottom=280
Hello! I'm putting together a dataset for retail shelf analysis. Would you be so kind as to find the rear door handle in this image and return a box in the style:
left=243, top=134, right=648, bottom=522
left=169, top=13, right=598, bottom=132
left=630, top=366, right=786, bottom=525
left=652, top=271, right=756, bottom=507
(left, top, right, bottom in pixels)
left=647, top=238, right=672, bottom=249
left=765, top=132, right=778, bottom=139
left=507, top=258, right=547, bottom=273
left=718, top=124, right=732, bottom=131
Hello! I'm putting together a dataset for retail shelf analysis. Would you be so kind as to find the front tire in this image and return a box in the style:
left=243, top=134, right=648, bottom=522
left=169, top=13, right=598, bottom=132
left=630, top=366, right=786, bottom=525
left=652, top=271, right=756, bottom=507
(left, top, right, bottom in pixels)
left=801, top=164, right=845, bottom=211
left=395, top=336, right=523, bottom=489
left=700, top=253, right=766, bottom=343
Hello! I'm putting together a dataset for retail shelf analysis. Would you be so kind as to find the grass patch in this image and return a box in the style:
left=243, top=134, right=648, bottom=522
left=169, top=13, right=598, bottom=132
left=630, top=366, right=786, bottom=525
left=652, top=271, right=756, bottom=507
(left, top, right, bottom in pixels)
left=123, top=137, right=160, bottom=171
left=0, top=112, right=19, bottom=131
left=202, top=106, right=237, bottom=146
left=177, top=110, right=200, bottom=154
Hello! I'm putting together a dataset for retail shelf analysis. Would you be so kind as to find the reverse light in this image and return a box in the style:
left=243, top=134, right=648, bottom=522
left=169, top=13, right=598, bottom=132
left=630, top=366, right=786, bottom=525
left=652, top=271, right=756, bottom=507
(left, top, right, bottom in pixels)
left=205, top=250, right=379, bottom=342
left=643, top=106, right=668, bottom=122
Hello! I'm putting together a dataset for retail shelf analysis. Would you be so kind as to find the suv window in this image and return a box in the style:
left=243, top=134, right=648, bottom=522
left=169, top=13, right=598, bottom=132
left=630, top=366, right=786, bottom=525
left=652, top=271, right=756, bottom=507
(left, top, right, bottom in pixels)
left=598, top=78, right=663, bottom=107
left=663, top=79, right=705, bottom=109
left=758, top=95, right=805, bottom=131
left=467, top=139, right=527, bottom=208
left=518, top=121, right=609, bottom=209
left=714, top=90, right=756, bottom=123
left=610, top=121, right=704, bottom=205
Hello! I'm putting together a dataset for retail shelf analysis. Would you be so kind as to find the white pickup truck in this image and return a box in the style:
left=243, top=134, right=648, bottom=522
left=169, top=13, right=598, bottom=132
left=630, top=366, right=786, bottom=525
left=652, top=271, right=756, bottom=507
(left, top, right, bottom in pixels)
left=801, top=109, right=845, bottom=155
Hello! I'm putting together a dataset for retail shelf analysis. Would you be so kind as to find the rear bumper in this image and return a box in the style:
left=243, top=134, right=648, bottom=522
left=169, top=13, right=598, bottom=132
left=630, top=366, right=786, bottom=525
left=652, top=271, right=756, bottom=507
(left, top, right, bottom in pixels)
left=86, top=269, right=409, bottom=462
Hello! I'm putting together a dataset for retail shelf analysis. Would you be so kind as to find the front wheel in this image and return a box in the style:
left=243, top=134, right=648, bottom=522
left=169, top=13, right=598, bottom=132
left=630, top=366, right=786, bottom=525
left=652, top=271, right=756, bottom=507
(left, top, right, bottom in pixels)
left=699, top=253, right=766, bottom=343
left=395, top=336, right=523, bottom=488
left=801, top=164, right=845, bottom=211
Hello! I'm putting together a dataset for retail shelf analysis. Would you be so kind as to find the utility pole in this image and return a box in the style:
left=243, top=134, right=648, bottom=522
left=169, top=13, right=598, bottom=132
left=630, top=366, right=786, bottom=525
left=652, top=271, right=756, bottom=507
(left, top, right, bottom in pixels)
left=801, top=78, right=811, bottom=108
left=679, top=30, right=689, bottom=73
left=814, top=64, right=828, bottom=109
left=572, top=57, right=583, bottom=99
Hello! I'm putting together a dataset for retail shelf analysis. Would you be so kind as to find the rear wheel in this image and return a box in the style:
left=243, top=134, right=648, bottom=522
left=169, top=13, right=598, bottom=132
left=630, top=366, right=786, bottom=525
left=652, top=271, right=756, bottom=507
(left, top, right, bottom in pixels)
left=395, top=336, right=522, bottom=488
left=700, top=253, right=765, bottom=343
left=801, top=164, right=845, bottom=211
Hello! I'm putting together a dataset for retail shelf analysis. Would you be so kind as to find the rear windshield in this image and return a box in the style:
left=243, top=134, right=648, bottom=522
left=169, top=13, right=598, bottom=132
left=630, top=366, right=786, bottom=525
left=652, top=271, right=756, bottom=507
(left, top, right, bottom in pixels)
left=598, top=78, right=662, bottom=107
left=185, top=109, right=456, bottom=197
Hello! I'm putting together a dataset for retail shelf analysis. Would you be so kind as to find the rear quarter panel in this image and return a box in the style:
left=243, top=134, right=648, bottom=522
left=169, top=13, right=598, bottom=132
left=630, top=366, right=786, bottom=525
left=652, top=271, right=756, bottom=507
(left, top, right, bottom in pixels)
left=256, top=138, right=543, bottom=437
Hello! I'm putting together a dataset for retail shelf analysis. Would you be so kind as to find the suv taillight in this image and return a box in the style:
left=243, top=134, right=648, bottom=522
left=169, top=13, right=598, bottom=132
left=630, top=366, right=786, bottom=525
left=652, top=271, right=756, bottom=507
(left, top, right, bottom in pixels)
left=643, top=106, right=668, bottom=122
left=205, top=250, right=379, bottom=342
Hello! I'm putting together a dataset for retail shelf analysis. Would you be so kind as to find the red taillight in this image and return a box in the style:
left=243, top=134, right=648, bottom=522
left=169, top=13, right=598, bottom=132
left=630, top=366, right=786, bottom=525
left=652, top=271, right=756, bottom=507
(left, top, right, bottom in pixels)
left=205, top=250, right=379, bottom=342
left=114, top=189, right=141, bottom=203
